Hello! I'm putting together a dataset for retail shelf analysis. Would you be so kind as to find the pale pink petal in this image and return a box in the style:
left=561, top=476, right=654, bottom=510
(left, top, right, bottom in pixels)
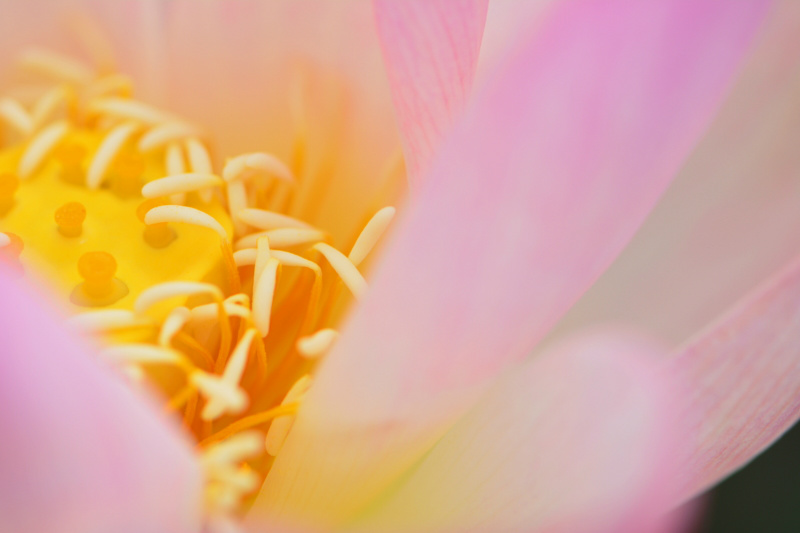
left=373, top=0, right=488, bottom=187
left=667, top=256, right=800, bottom=502
left=351, top=332, right=684, bottom=533
left=549, top=0, right=800, bottom=346
left=252, top=1, right=769, bottom=526
left=0, top=265, right=201, bottom=533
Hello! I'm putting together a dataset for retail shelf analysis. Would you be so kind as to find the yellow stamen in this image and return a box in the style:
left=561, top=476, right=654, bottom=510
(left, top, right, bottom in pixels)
left=349, top=206, right=396, bottom=266
left=87, top=121, right=138, bottom=189
left=136, top=198, right=176, bottom=248
left=222, top=152, right=293, bottom=183
left=68, top=309, right=151, bottom=332
left=234, top=227, right=325, bottom=250
left=200, top=403, right=299, bottom=447
left=158, top=306, right=192, bottom=347
left=296, top=328, right=339, bottom=359
left=266, top=375, right=312, bottom=456
left=145, top=204, right=228, bottom=241
left=252, top=257, right=280, bottom=337
left=31, top=86, right=70, bottom=131
left=203, top=328, right=258, bottom=421
left=313, top=242, right=368, bottom=299
left=18, top=48, right=93, bottom=85
left=142, top=173, right=223, bottom=198
left=185, top=138, right=215, bottom=203
left=18, top=120, right=69, bottom=178
left=0, top=43, right=400, bottom=529
left=191, top=371, right=248, bottom=419
left=88, top=96, right=174, bottom=125
left=135, top=281, right=223, bottom=315
left=237, top=207, right=313, bottom=230
left=138, top=121, right=201, bottom=152
left=86, top=74, right=132, bottom=100
left=0, top=97, right=33, bottom=135
left=189, top=300, right=252, bottom=323
left=101, top=343, right=183, bottom=365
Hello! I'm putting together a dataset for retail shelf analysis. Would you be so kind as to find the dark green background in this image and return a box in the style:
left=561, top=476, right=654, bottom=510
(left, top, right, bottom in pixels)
left=697, top=421, right=800, bottom=532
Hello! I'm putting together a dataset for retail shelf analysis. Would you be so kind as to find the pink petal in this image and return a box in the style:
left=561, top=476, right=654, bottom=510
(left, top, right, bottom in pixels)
left=252, top=0, right=769, bottom=525
left=351, top=332, right=684, bottom=533
left=0, top=265, right=201, bottom=533
left=668, top=256, right=800, bottom=502
left=550, top=1, right=800, bottom=346
left=373, top=0, right=488, bottom=187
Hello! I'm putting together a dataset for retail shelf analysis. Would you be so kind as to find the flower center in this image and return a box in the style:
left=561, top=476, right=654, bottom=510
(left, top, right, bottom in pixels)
left=0, top=46, right=399, bottom=527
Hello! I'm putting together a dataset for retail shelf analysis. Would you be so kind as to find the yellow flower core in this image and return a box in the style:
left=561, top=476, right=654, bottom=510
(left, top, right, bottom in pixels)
left=0, top=47, right=401, bottom=528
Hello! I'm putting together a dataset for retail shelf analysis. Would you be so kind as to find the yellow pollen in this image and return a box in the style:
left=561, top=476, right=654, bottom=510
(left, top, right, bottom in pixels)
left=54, top=201, right=86, bottom=237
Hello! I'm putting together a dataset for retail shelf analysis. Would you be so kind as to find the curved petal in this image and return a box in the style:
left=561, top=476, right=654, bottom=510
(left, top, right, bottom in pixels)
left=252, top=0, right=769, bottom=526
left=352, top=332, right=683, bottom=533
left=668, top=255, right=800, bottom=502
left=550, top=0, right=800, bottom=346
left=0, top=265, right=201, bottom=533
left=373, top=0, right=488, bottom=187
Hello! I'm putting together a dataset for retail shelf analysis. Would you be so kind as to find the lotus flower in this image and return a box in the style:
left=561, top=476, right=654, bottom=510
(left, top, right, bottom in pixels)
left=1, top=1, right=798, bottom=532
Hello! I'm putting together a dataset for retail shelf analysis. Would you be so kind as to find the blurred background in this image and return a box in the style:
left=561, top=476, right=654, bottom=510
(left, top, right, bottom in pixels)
left=698, top=421, right=800, bottom=532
